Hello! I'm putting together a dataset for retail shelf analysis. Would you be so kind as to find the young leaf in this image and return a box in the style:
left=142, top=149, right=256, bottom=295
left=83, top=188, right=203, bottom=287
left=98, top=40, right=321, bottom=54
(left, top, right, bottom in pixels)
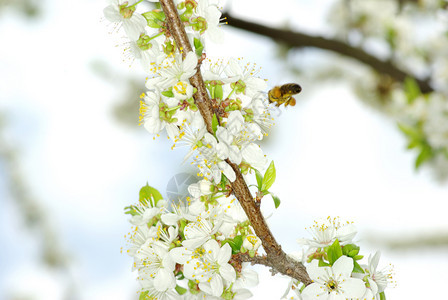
left=318, top=260, right=330, bottom=267
left=353, top=260, right=365, bottom=274
left=261, top=161, right=276, bottom=191
left=142, top=11, right=165, bottom=28
left=415, top=145, right=433, bottom=169
left=139, top=184, right=163, bottom=206
left=255, top=169, right=263, bottom=190
left=212, top=113, right=219, bottom=135
left=327, top=239, right=343, bottom=265
left=271, top=193, right=281, bottom=209
left=342, top=244, right=359, bottom=257
left=222, top=235, right=243, bottom=254
left=193, top=37, right=204, bottom=57
left=175, top=285, right=187, bottom=295
left=404, top=77, right=421, bottom=104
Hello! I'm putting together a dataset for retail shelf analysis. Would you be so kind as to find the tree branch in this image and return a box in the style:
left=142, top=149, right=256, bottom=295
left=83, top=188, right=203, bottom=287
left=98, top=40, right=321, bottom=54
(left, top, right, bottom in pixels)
left=233, top=253, right=311, bottom=282
left=159, top=0, right=312, bottom=285
left=222, top=12, right=433, bottom=94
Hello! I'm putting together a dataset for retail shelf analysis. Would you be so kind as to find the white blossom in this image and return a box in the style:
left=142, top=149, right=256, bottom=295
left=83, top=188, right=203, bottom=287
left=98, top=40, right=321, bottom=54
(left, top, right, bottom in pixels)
left=146, top=51, right=198, bottom=90
left=298, top=217, right=357, bottom=249
left=103, top=0, right=146, bottom=40
left=302, top=256, right=366, bottom=300
left=135, top=243, right=176, bottom=292
left=182, top=217, right=222, bottom=249
left=184, top=240, right=236, bottom=297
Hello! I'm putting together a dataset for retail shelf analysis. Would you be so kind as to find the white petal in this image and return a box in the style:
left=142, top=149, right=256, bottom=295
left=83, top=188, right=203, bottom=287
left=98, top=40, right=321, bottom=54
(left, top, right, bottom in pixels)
left=209, top=274, right=224, bottom=296
left=123, top=14, right=146, bottom=40
left=241, top=143, right=267, bottom=170
left=216, top=126, right=233, bottom=145
left=340, top=278, right=367, bottom=298
left=103, top=5, right=121, bottom=22
left=216, top=142, right=229, bottom=160
left=181, top=52, right=198, bottom=79
left=336, top=224, right=357, bottom=245
left=154, top=269, right=175, bottom=291
left=368, top=278, right=379, bottom=295
left=218, top=161, right=236, bottom=182
left=204, top=239, right=220, bottom=257
left=369, top=251, right=381, bottom=272
left=302, top=283, right=328, bottom=300
left=229, top=145, right=242, bottom=165
left=219, top=263, right=236, bottom=283
left=169, top=247, right=191, bottom=264
left=217, top=243, right=232, bottom=264
left=332, top=256, right=354, bottom=278
left=166, top=123, right=179, bottom=140
left=226, top=111, right=244, bottom=135
left=182, top=237, right=209, bottom=249
left=306, top=260, right=330, bottom=283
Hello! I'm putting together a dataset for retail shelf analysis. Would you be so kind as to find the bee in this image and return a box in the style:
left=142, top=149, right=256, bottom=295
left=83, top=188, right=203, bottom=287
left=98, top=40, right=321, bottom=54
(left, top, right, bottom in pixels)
left=268, top=83, right=302, bottom=107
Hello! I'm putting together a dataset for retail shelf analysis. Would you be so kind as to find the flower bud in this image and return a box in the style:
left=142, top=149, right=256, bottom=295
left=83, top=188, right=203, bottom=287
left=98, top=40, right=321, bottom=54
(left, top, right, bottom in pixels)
left=242, top=234, right=261, bottom=251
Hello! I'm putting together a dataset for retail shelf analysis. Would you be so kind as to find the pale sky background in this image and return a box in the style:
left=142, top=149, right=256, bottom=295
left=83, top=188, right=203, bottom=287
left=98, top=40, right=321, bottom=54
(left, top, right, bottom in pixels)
left=1, top=0, right=447, bottom=299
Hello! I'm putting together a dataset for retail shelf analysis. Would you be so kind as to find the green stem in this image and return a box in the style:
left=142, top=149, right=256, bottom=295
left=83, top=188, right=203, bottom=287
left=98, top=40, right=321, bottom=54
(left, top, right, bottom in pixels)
left=150, top=32, right=164, bottom=41
left=226, top=86, right=237, bottom=99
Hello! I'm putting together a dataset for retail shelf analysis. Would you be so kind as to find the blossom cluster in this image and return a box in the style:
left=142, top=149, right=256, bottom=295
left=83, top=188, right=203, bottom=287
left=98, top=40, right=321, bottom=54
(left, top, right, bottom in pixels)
left=327, top=0, right=448, bottom=179
left=123, top=182, right=260, bottom=299
left=283, top=217, right=393, bottom=300
left=105, top=0, right=393, bottom=299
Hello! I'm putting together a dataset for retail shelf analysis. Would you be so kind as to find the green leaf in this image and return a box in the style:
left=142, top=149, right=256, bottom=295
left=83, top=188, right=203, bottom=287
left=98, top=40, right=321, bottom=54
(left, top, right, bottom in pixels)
left=318, top=260, right=330, bottom=267
left=415, top=145, right=433, bottom=169
left=139, top=291, right=149, bottom=300
left=327, top=239, right=343, bottom=265
left=271, top=193, right=281, bottom=209
left=162, top=90, right=174, bottom=97
left=261, top=161, right=276, bottom=191
left=352, top=260, right=365, bottom=273
left=222, top=235, right=243, bottom=254
left=142, top=11, right=165, bottom=28
left=342, top=244, right=360, bottom=257
left=255, top=169, right=263, bottom=190
left=397, top=123, right=420, bottom=140
left=212, top=113, right=219, bottom=134
left=193, top=37, right=204, bottom=57
left=175, top=285, right=187, bottom=295
left=139, top=184, right=163, bottom=207
left=379, top=291, right=386, bottom=300
left=404, top=77, right=421, bottom=104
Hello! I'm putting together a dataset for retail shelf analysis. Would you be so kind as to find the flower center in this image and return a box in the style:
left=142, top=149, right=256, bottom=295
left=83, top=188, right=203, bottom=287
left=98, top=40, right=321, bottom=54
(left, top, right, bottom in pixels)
left=326, top=279, right=338, bottom=291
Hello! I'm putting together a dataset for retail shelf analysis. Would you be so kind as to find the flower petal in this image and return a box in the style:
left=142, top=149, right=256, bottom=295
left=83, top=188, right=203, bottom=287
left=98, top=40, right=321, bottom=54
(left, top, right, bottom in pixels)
left=332, top=256, right=354, bottom=278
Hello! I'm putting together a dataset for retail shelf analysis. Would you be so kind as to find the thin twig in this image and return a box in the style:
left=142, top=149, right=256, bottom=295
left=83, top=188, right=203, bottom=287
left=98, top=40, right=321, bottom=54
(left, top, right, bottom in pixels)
left=159, top=0, right=312, bottom=285
left=222, top=12, right=433, bottom=94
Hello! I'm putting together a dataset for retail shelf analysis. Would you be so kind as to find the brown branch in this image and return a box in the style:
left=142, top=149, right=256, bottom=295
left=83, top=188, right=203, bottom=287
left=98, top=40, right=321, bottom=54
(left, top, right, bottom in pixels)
left=222, top=12, right=433, bottom=94
left=159, top=0, right=312, bottom=285
left=160, top=0, right=215, bottom=133
left=233, top=253, right=311, bottom=283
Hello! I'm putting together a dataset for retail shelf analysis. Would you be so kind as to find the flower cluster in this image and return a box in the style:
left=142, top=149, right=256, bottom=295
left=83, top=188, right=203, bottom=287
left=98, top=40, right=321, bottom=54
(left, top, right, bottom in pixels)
left=105, top=1, right=393, bottom=299
left=123, top=183, right=260, bottom=299
left=327, top=0, right=448, bottom=179
left=283, top=217, right=393, bottom=300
